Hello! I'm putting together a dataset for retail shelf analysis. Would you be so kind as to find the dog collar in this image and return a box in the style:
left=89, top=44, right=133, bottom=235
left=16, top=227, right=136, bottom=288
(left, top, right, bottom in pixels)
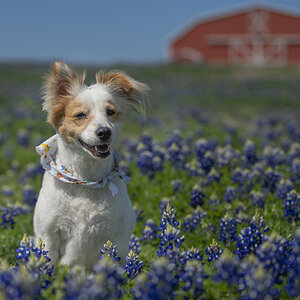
left=35, top=134, right=131, bottom=196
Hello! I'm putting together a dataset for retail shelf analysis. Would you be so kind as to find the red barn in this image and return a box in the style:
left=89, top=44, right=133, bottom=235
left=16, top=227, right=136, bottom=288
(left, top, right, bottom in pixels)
left=169, top=5, right=300, bottom=65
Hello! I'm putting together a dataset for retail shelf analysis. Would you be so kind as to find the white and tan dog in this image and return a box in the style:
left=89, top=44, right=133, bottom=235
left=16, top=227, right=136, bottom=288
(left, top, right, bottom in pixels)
left=34, top=61, right=148, bottom=270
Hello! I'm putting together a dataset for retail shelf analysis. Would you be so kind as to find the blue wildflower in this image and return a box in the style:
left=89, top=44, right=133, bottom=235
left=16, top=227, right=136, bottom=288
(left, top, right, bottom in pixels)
left=291, top=158, right=300, bottom=181
left=133, top=205, right=143, bottom=222
left=285, top=229, right=300, bottom=298
left=249, top=190, right=265, bottom=208
left=200, top=151, right=214, bottom=173
left=17, top=129, right=29, bottom=147
left=223, top=186, right=237, bottom=203
left=180, top=261, right=206, bottom=298
left=65, top=257, right=124, bottom=300
left=123, top=250, right=143, bottom=280
left=235, top=211, right=269, bottom=259
left=0, top=205, right=30, bottom=228
left=239, top=255, right=280, bottom=300
left=157, top=203, right=184, bottom=257
left=99, top=240, right=121, bottom=262
left=263, top=146, right=284, bottom=168
left=128, top=235, right=141, bottom=254
left=195, top=138, right=208, bottom=161
left=218, top=213, right=237, bottom=245
left=206, top=239, right=223, bottom=262
left=275, top=179, right=294, bottom=199
left=141, top=219, right=157, bottom=241
left=190, top=184, right=205, bottom=208
left=183, top=206, right=206, bottom=233
left=132, top=259, right=178, bottom=300
left=206, top=168, right=220, bottom=184
left=283, top=190, right=300, bottom=222
left=214, top=250, right=240, bottom=286
left=2, top=187, right=13, bottom=197
left=243, top=140, right=257, bottom=165
left=256, top=233, right=291, bottom=284
left=23, top=185, right=37, bottom=206
left=263, top=168, right=281, bottom=193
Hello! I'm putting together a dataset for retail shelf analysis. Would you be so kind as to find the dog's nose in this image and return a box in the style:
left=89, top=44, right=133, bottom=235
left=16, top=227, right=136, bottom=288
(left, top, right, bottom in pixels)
left=96, top=127, right=111, bottom=141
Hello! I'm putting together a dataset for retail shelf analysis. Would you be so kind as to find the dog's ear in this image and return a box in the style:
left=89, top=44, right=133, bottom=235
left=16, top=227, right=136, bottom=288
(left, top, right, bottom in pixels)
left=96, top=71, right=150, bottom=116
left=42, top=61, right=85, bottom=129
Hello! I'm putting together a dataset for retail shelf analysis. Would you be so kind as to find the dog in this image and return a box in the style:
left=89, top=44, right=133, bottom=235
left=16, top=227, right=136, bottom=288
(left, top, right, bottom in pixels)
left=33, top=61, right=149, bottom=270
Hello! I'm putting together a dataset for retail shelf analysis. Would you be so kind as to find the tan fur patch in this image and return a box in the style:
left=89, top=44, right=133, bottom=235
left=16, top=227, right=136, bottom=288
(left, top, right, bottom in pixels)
left=97, top=72, right=133, bottom=98
left=105, top=101, right=123, bottom=122
left=49, top=98, right=92, bottom=143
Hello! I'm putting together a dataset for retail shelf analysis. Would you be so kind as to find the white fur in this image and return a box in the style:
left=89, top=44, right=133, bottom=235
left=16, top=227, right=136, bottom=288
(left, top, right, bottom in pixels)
left=33, top=65, right=147, bottom=270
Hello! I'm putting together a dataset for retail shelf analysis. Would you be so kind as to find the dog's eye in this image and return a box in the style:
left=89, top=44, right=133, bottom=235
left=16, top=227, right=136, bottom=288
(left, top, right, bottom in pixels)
left=74, top=112, right=87, bottom=119
left=106, top=109, right=115, bottom=116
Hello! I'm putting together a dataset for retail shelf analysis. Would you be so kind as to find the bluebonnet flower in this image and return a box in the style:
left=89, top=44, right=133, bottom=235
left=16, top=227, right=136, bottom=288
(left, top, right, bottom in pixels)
left=287, top=143, right=300, bottom=164
left=2, top=186, right=13, bottom=197
left=123, top=250, right=143, bottom=280
left=23, top=185, right=37, bottom=206
left=283, top=190, right=300, bottom=222
left=249, top=190, right=265, bottom=208
left=239, top=255, right=280, bottom=300
left=0, top=267, right=41, bottom=299
left=206, top=168, right=220, bottom=184
left=190, top=184, right=205, bottom=208
left=24, top=162, right=44, bottom=179
left=141, top=219, right=157, bottom=241
left=243, top=140, right=257, bottom=165
left=275, top=179, right=294, bottom=199
left=291, top=158, right=300, bottom=181
left=263, top=146, right=285, bottom=168
left=235, top=211, right=269, bottom=259
left=195, top=138, right=208, bottom=161
left=183, top=206, right=206, bottom=233
left=136, top=150, right=155, bottom=177
left=186, top=159, right=203, bottom=177
left=214, top=250, right=240, bottom=286
left=180, top=261, right=206, bottom=298
left=200, top=151, right=214, bottom=173
left=133, top=205, right=143, bottom=222
left=99, top=240, right=121, bottom=262
left=206, top=239, right=223, bottom=262
left=0, top=205, right=30, bottom=228
left=256, top=233, right=291, bottom=284
left=167, top=142, right=185, bottom=169
left=15, top=235, right=53, bottom=290
left=128, top=235, right=141, bottom=254
left=215, top=145, right=235, bottom=167
left=139, top=133, right=153, bottom=150
left=157, top=203, right=184, bottom=258
left=159, top=197, right=171, bottom=214
left=218, top=213, right=237, bottom=245
left=285, top=229, right=300, bottom=298
left=132, top=259, right=178, bottom=300
left=185, top=247, right=203, bottom=262
left=263, top=168, right=281, bottom=193
left=65, top=257, right=124, bottom=300
left=223, top=186, right=237, bottom=203
left=166, top=130, right=183, bottom=148
left=232, top=167, right=249, bottom=190
left=171, top=179, right=183, bottom=192
left=17, top=129, right=29, bottom=147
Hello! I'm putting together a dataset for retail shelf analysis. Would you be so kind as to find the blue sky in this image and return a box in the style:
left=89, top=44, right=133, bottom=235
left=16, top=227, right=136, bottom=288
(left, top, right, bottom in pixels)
left=0, top=0, right=299, bottom=65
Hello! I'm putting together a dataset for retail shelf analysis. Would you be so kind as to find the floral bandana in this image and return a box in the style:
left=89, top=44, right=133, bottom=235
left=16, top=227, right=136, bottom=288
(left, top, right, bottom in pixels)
left=35, top=134, right=131, bottom=196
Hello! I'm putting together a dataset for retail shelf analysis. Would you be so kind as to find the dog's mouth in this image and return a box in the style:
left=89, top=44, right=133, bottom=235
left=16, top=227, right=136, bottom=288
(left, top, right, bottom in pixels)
left=79, top=138, right=110, bottom=158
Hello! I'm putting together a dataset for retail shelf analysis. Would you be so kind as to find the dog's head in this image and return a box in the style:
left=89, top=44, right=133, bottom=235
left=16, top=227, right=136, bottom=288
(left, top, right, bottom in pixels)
left=42, top=61, right=149, bottom=159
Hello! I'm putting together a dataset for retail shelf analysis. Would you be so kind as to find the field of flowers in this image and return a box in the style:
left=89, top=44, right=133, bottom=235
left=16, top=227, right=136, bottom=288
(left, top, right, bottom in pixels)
left=0, top=62, right=299, bottom=299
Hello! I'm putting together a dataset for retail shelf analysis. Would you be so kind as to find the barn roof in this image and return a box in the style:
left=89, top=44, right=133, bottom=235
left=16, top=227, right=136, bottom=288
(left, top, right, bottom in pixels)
left=169, top=3, right=300, bottom=47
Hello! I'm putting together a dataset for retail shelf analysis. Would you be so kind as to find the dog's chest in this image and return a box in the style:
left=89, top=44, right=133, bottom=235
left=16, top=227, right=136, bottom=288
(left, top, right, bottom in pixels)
left=58, top=183, right=129, bottom=238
